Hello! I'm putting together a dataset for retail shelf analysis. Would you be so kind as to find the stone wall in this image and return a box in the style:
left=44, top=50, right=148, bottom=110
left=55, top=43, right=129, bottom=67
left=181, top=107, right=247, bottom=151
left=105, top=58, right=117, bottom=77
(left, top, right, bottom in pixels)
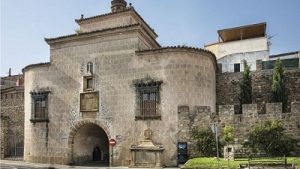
left=177, top=102, right=300, bottom=157
left=218, top=102, right=300, bottom=147
left=0, top=87, right=24, bottom=159
left=217, top=68, right=300, bottom=113
left=177, top=105, right=212, bottom=157
left=0, top=116, right=9, bottom=159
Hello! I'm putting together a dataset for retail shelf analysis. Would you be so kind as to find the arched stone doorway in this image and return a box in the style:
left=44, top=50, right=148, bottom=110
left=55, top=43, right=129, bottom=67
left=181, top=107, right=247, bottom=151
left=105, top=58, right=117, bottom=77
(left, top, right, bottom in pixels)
left=69, top=122, right=110, bottom=166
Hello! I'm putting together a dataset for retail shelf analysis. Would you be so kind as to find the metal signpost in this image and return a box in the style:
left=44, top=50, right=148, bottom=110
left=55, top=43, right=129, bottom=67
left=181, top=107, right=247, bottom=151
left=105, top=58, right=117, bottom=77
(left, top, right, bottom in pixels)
left=214, top=123, right=220, bottom=169
left=211, top=113, right=220, bottom=169
left=109, top=139, right=116, bottom=166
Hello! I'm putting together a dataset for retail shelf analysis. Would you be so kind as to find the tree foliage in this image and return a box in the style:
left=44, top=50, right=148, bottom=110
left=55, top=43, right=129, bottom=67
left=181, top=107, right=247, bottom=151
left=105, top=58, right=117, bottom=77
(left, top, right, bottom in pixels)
left=272, top=59, right=287, bottom=109
left=245, top=120, right=297, bottom=156
left=222, top=124, right=235, bottom=145
left=192, top=128, right=222, bottom=157
left=240, top=60, right=252, bottom=105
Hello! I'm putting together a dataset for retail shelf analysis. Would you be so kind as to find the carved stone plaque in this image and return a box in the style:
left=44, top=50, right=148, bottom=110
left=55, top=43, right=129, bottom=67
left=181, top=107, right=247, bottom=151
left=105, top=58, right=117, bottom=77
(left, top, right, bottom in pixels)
left=80, top=91, right=99, bottom=112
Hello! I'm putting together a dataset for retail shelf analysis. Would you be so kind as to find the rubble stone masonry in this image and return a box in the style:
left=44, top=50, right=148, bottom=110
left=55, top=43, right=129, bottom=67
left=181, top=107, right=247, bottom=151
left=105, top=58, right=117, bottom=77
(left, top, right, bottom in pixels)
left=0, top=87, right=24, bottom=159
left=216, top=68, right=300, bottom=113
left=178, top=102, right=300, bottom=157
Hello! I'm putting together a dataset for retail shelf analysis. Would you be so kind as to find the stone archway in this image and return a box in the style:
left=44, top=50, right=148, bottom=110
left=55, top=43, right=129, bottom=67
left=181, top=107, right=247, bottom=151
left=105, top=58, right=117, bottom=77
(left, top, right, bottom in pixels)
left=68, top=119, right=111, bottom=166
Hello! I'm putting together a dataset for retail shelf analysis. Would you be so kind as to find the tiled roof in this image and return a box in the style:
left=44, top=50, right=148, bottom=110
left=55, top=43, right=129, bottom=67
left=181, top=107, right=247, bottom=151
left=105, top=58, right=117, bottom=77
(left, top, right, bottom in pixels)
left=75, top=7, right=157, bottom=37
left=1, top=86, right=24, bottom=93
left=75, top=8, right=132, bottom=23
left=136, top=46, right=216, bottom=56
left=45, top=24, right=140, bottom=43
left=22, top=62, right=50, bottom=72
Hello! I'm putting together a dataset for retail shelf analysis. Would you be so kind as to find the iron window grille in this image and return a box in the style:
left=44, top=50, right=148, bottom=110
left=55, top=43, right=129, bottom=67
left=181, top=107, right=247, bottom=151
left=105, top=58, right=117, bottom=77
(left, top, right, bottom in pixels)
left=30, top=91, right=50, bottom=123
left=135, top=80, right=162, bottom=120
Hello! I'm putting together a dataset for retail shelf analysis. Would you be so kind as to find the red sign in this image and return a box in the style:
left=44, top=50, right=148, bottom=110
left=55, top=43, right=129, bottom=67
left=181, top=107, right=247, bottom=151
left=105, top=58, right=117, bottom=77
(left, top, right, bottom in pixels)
left=109, top=139, right=116, bottom=146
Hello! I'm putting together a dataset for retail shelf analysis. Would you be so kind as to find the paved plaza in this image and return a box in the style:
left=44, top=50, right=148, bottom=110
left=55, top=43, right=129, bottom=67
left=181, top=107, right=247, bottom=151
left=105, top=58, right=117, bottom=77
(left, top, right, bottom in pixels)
left=0, top=160, right=180, bottom=169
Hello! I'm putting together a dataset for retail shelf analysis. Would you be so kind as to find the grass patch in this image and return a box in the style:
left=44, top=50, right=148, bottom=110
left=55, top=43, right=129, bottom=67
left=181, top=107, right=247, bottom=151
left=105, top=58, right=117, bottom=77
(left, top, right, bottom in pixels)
left=183, top=157, right=245, bottom=169
left=288, top=157, right=300, bottom=167
left=182, top=157, right=300, bottom=169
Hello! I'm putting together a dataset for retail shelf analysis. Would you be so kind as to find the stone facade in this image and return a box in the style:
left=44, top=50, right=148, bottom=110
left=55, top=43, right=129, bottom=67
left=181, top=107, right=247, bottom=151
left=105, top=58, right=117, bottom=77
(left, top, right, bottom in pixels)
left=0, top=75, right=24, bottom=159
left=22, top=4, right=216, bottom=167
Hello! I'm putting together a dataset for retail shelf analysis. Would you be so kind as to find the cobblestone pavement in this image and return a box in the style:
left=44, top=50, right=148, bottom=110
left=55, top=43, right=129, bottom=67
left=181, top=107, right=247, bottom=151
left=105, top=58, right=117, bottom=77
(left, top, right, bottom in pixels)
left=0, top=160, right=180, bottom=169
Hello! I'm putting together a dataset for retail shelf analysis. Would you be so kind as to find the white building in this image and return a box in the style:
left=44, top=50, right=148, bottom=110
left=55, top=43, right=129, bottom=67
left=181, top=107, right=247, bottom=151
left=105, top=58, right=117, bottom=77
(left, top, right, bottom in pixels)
left=205, top=22, right=269, bottom=73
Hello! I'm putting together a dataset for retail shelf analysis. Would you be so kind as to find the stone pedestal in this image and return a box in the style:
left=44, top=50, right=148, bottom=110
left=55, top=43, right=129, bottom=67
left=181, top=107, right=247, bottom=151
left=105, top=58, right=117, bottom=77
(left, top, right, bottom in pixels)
left=130, top=129, right=164, bottom=168
left=224, top=145, right=235, bottom=160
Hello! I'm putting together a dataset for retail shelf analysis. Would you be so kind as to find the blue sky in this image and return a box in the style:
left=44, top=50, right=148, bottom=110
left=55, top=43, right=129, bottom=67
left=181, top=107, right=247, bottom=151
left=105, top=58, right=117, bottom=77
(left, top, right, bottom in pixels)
left=1, top=0, right=300, bottom=76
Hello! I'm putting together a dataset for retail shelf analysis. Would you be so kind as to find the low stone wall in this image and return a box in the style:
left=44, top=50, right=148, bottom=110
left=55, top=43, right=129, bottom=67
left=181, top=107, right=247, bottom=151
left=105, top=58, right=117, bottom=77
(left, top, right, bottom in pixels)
left=177, top=102, right=300, bottom=157
left=218, top=102, right=300, bottom=144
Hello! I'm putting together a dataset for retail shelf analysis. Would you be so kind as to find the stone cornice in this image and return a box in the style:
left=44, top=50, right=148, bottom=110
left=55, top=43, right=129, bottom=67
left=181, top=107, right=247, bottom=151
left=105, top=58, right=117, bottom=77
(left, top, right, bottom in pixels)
left=45, top=24, right=140, bottom=44
left=22, top=62, right=50, bottom=73
left=45, top=24, right=160, bottom=48
left=136, top=46, right=218, bottom=72
left=137, top=25, right=161, bottom=48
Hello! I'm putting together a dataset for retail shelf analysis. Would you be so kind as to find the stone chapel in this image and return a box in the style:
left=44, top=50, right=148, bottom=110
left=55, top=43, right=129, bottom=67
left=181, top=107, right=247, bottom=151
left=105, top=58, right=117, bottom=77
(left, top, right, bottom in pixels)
left=22, top=0, right=217, bottom=167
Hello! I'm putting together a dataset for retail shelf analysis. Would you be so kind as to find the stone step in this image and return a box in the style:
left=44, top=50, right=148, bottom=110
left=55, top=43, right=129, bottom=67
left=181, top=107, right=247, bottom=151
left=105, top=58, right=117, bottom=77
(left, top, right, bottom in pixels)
left=4, top=156, right=24, bottom=161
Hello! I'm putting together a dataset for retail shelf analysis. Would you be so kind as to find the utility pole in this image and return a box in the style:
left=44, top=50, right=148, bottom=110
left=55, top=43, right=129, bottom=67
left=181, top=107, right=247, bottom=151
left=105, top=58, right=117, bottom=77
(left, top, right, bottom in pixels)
left=215, top=123, right=220, bottom=169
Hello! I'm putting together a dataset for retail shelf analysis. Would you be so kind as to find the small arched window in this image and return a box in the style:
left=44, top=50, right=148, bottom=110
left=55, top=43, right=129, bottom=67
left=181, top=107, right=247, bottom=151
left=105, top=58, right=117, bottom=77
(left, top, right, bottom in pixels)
left=87, top=62, right=93, bottom=74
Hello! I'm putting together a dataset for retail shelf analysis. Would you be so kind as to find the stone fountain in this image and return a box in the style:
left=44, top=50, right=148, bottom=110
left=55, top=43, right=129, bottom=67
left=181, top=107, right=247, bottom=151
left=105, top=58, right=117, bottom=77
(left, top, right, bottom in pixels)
left=130, top=128, right=164, bottom=168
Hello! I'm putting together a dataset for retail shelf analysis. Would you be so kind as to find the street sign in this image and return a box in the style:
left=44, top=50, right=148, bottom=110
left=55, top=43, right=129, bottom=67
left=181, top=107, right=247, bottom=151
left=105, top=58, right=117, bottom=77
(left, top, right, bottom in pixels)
left=109, top=139, right=116, bottom=146
left=211, top=123, right=218, bottom=134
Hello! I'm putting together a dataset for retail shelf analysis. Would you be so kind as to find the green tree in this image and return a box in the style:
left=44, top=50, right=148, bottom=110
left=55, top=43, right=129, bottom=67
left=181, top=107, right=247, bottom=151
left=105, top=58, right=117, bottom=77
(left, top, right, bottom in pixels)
left=222, top=124, right=235, bottom=145
left=192, top=128, right=222, bottom=157
left=239, top=60, right=252, bottom=105
left=272, top=59, right=287, bottom=110
left=245, top=120, right=297, bottom=156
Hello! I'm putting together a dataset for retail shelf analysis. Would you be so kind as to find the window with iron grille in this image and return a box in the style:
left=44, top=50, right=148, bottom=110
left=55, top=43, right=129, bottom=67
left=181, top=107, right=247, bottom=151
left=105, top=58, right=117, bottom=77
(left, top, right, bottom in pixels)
left=135, top=80, right=162, bottom=120
left=30, top=91, right=49, bottom=123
